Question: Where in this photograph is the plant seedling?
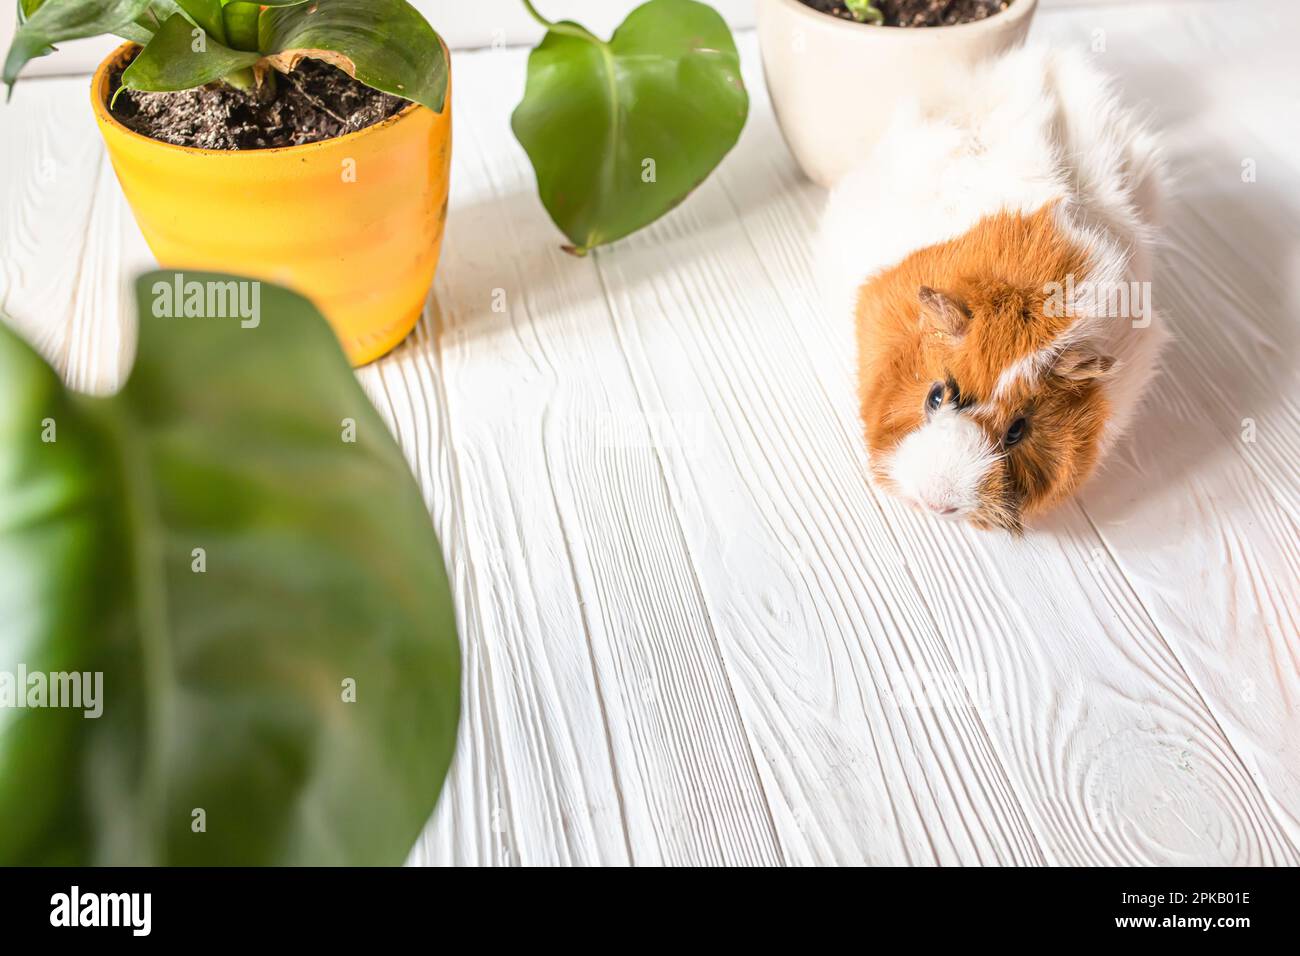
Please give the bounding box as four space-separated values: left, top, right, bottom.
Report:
844 0 885 23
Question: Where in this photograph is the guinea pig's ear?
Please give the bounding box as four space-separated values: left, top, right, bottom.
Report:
1053 345 1117 384
918 286 971 340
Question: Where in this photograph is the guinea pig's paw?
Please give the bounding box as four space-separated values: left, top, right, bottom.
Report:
967 501 1025 536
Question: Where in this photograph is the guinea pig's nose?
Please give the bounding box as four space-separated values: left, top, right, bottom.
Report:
922 496 959 516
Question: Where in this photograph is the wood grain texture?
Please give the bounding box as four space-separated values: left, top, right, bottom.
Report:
0 0 1294 866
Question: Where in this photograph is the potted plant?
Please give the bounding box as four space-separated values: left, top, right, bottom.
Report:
6 0 452 365
757 0 1038 187
5 0 749 364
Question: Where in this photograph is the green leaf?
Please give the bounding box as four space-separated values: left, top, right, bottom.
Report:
844 0 884 24
4 0 153 91
119 2 185 45
10 0 56 73
258 0 448 112
220 0 258 51
121 11 260 93
0 272 460 865
511 0 748 253
175 0 226 45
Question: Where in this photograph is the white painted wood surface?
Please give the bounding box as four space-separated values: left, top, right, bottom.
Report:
1 0 1296 866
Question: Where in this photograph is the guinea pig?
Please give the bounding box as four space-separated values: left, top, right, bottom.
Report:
817 46 1168 532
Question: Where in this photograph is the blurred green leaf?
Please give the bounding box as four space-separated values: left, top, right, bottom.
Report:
4 0 152 91
512 0 748 253
0 272 460 865
844 0 884 24
259 0 448 112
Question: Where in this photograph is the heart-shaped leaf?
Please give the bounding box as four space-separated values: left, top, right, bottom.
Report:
511 0 748 253
0 272 460 865
259 0 448 112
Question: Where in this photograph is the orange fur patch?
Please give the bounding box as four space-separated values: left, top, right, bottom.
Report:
856 204 1113 530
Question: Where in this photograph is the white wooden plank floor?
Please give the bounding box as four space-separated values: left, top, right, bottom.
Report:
1 0 1296 866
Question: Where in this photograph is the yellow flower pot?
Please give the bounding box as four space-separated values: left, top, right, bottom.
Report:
91 43 452 366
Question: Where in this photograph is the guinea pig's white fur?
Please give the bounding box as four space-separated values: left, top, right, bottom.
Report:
818 43 1168 461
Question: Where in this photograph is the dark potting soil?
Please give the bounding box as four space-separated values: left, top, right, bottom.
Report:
109 56 408 150
799 0 1011 28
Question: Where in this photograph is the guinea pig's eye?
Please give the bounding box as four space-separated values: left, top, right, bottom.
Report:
925 383 944 414
1004 417 1028 447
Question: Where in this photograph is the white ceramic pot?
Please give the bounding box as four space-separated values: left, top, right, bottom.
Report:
757 0 1039 187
